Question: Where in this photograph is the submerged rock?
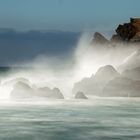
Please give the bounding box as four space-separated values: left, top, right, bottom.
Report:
75 91 88 99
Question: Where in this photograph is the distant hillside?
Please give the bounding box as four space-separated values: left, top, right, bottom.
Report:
0 29 80 65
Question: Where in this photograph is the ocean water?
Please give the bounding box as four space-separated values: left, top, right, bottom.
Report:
0 98 140 140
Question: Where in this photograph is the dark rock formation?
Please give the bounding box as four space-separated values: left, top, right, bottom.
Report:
112 18 140 42
116 23 136 41
92 18 140 44
75 91 88 99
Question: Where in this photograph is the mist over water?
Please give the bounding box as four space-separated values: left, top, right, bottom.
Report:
0 33 140 140
0 32 140 100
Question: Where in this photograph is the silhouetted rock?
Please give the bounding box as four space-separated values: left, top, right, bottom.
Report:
75 91 88 99
92 32 109 44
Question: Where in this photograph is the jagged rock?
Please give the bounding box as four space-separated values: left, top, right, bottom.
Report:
116 23 136 41
102 77 140 97
92 32 109 44
113 18 140 42
75 91 88 99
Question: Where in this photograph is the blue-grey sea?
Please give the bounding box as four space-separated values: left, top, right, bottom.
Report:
0 98 140 140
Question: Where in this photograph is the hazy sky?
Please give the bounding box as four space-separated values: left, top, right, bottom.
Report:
0 0 139 31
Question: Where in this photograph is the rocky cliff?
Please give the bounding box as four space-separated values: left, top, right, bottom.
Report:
92 18 140 44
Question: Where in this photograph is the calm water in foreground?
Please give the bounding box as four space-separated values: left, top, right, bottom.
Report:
0 98 140 140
